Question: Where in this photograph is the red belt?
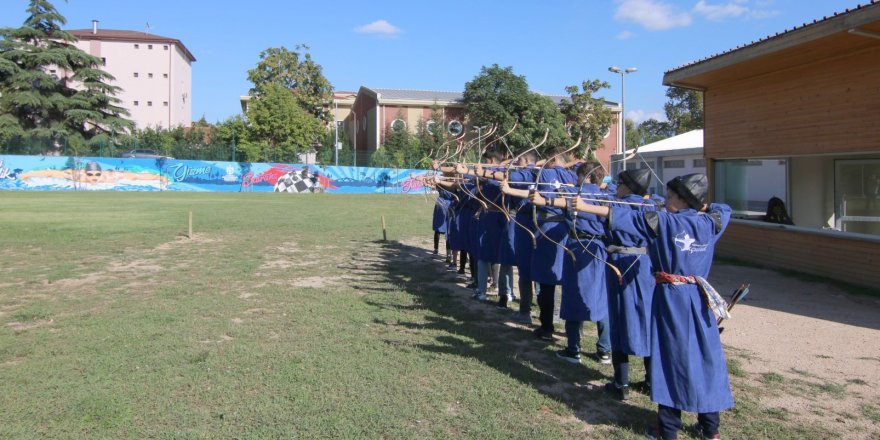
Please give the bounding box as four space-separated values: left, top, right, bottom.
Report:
654 272 696 285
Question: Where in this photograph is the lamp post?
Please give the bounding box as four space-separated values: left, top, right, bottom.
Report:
333 98 339 167
473 125 487 158
351 109 358 168
608 66 637 173
308 142 320 168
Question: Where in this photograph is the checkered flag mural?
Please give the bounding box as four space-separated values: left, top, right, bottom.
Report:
273 169 324 193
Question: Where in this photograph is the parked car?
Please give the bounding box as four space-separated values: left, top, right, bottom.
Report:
122 149 172 159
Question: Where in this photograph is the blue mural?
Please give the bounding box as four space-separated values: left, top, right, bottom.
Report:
0 155 432 194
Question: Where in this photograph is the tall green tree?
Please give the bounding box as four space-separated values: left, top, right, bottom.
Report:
247 45 333 124
627 118 674 147
0 0 132 151
560 79 614 158
664 86 703 134
247 82 324 162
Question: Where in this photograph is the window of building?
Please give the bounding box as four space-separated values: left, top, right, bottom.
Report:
49 69 56 74
133 72 139 78
390 119 406 132
694 158 706 168
148 73 153 79
714 159 788 218
426 120 437 135
148 44 153 50
101 57 106 66
163 45 169 50
147 101 153 107
834 159 880 235
163 73 168 78
447 120 464 136
134 44 139 49
664 160 685 168
163 101 168 107
134 101 139 106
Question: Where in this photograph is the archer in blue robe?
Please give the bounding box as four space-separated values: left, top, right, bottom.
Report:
607 203 734 414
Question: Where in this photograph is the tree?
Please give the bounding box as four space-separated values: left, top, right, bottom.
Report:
247 45 334 124
463 64 568 155
664 86 703 134
0 0 133 151
560 79 614 158
627 118 674 147
247 82 324 162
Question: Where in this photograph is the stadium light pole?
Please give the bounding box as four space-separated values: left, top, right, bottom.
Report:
608 66 637 173
351 109 358 168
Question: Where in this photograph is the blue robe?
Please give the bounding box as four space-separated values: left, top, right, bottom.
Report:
505 167 537 278
432 190 452 233
609 203 734 413
530 167 578 285
560 183 609 322
606 193 657 357
475 173 506 263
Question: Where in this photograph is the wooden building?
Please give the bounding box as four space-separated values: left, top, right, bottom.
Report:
663 2 880 287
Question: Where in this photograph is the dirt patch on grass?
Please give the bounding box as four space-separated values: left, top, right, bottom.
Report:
6 319 53 332
291 276 334 289
108 260 162 273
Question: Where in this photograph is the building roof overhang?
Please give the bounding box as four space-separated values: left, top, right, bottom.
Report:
67 29 197 62
663 2 880 89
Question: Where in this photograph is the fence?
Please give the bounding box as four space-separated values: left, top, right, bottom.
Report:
0 138 427 169
0 154 433 194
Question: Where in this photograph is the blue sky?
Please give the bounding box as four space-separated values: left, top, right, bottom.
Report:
0 0 870 124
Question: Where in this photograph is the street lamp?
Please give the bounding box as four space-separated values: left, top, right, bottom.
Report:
608 66 637 173
473 125 487 158
350 109 358 168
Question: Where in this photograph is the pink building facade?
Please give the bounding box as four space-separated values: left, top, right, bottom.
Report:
67 22 195 130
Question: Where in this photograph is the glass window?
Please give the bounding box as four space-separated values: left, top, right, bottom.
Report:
148 73 153 78
163 45 169 50
664 160 685 168
133 101 139 106
133 72 139 78
163 101 168 107
694 158 706 167
714 159 788 218
448 120 463 136
390 119 406 132
163 73 168 78
147 101 153 107
426 120 436 135
148 44 153 50
834 159 880 235
134 44 139 49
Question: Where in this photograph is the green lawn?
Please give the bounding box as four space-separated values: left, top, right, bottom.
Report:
0 192 839 439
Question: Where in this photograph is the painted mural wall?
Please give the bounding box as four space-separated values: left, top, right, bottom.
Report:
0 155 431 194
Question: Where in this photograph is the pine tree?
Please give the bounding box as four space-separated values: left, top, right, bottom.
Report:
0 0 133 152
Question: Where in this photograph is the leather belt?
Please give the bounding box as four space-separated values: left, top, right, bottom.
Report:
606 245 647 255
536 210 566 223
569 232 607 241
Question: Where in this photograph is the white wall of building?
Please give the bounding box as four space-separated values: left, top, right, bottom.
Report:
71 37 192 130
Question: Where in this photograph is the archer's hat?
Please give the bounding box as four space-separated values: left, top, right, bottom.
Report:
667 173 708 210
618 169 651 196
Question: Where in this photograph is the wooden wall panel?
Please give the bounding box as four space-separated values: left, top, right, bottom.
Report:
717 222 880 288
705 46 880 158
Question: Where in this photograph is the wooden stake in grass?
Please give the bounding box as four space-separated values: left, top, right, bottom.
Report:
381 215 387 241
188 211 193 239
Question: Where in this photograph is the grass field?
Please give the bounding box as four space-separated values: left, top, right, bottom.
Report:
0 192 843 439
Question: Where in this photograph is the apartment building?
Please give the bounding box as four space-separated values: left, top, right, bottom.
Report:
67 21 195 129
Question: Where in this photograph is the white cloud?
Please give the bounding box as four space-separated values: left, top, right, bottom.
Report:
627 109 667 123
693 0 778 21
354 20 402 37
614 0 692 31
616 30 635 40
693 0 747 21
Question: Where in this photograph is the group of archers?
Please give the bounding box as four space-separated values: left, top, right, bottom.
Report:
414 142 736 440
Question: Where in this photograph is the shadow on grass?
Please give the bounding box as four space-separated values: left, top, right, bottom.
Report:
340 239 657 435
